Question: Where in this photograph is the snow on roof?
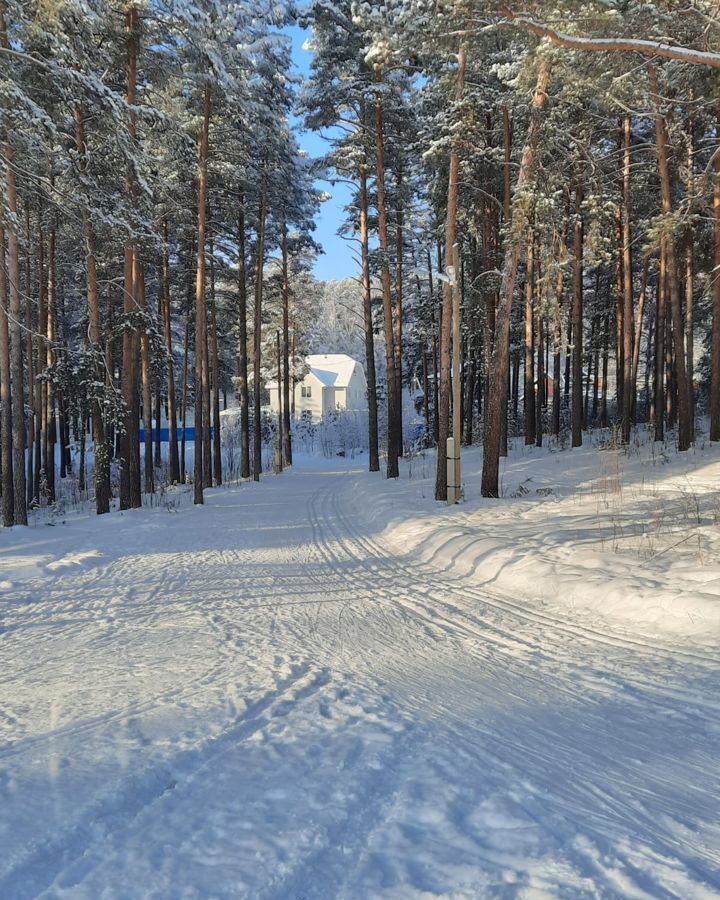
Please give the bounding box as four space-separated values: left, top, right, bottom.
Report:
305 354 359 388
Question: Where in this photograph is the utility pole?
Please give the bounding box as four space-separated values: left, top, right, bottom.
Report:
447 243 462 503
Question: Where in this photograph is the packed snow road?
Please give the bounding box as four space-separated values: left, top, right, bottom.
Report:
1 458 719 899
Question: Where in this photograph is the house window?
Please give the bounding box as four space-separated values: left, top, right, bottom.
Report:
301 385 312 399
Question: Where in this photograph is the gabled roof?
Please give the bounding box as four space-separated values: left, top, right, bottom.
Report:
305 354 359 389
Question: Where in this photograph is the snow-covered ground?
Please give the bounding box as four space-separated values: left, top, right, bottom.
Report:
2 435 720 898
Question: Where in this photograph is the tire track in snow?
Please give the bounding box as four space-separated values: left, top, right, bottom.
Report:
1 664 331 899
326 479 720 716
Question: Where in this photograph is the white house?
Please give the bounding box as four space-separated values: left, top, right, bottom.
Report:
268 354 367 421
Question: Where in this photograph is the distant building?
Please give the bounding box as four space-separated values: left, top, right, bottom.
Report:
268 354 367 421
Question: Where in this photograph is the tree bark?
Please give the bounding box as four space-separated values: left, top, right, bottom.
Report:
0 0 25 523
631 257 649 417
34 222 44 501
654 242 666 441
162 219 180 483
45 204 57 503
0 227 13 525
359 161 379 471
281 217 292 466
194 82 211 503
253 168 268 481
524 226 536 444
75 103 110 514
536 274 544 447
236 189 250 478
137 263 153 494
500 10 720 69
374 67 400 480
552 197 569 436
181 310 189 483
482 59 551 498
649 64 692 450
24 203 34 506
434 45 465 499
570 166 584 448
120 4 140 509
621 115 634 444
395 164 404 456
6 152 26 524
209 239 222 484
711 104 720 440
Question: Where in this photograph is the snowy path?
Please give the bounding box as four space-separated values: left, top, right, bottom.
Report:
1 460 719 899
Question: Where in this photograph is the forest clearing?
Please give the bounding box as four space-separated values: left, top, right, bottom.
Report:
2 0 720 896
2 440 720 897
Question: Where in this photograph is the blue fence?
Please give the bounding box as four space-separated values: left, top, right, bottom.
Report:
138 427 214 442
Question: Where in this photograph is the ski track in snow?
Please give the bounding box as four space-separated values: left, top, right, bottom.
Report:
1 459 719 899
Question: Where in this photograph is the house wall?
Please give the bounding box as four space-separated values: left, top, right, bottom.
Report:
269 360 368 421
295 372 326 421
345 366 367 411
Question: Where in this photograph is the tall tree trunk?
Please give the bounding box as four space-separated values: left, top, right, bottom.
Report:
654 243 667 441
34 222 44 500
237 189 250 478
434 44 465 499
711 104 720 440
194 83 211 503
253 168 268 481
24 203 34 506
46 205 57 503
374 67 400 480
592 320 600 423
631 257 649 418
360 161 379 471
584 314 596 427
281 217 292 466
137 264 153 494
202 250 212 490
536 281 544 447
209 239 222 484
524 226 536 444
0 2 25 523
482 206 496 438
75 103 110 514
646 294 655 423
649 64 692 450
571 166 584 448
120 4 140 509
181 311 189 483
482 59 551 498
6 158 26 524
621 115 635 444
0 227 13 525
601 309 609 427
666 286 675 428
105 283 115 456
685 105 695 432
275 329 283 472
428 248 440 445
162 219 180 483
422 341 430 438
614 208 624 421
552 201 569 436
395 164 404 455
502 106 512 223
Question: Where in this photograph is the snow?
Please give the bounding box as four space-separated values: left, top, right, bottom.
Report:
1 435 720 898
305 353 360 387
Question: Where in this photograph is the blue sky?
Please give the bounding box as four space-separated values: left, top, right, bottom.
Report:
286 24 356 282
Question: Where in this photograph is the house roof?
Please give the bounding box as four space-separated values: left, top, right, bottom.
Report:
305 354 359 389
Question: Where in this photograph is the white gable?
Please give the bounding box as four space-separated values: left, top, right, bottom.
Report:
305 354 359 388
